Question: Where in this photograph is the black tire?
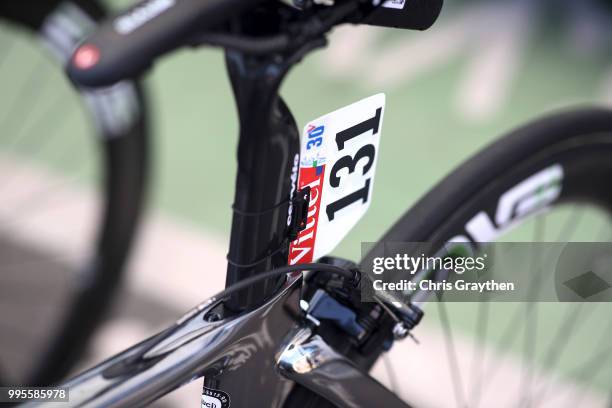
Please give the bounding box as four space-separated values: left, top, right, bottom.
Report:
364 107 612 250
0 0 149 386
358 107 612 406
287 108 612 407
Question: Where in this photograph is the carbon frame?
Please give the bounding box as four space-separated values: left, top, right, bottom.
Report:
32 272 408 408
26 22 408 406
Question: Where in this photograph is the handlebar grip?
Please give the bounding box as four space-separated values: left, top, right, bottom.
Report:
67 0 261 87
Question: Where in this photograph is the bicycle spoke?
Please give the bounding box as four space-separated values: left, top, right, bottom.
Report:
382 353 399 393
0 61 49 144
0 147 91 234
437 300 467 408
9 93 70 153
521 206 594 405
556 322 612 407
516 216 546 408
0 98 74 197
0 171 90 230
529 302 594 406
557 206 585 242
467 277 492 407
476 218 548 408
476 207 588 406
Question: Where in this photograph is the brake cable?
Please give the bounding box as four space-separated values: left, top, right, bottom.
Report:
212 262 357 303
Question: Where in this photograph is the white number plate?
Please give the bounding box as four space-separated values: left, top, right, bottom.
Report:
289 94 386 265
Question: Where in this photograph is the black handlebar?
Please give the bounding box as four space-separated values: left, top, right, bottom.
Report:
67 0 443 88
67 0 264 87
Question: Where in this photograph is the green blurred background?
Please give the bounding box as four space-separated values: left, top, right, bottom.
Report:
1 0 612 403
6 0 612 255
114 0 612 256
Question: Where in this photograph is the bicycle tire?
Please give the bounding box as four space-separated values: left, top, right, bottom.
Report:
288 107 612 407
365 107 612 249
0 0 150 386
360 107 612 407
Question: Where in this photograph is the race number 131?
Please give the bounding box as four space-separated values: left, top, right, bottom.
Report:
326 106 382 221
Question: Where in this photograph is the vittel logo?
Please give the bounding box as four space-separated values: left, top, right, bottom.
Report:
288 168 324 265
114 0 175 35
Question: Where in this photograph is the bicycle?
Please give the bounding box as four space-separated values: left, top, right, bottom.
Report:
0 0 150 388
24 0 612 406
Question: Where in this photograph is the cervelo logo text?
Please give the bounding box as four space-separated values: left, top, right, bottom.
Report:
288 166 325 265
287 154 300 226
114 0 175 35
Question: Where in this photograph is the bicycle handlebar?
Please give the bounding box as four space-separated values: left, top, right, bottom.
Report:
67 0 443 88
67 0 264 87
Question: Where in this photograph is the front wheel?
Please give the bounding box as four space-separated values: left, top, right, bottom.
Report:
364 108 612 407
